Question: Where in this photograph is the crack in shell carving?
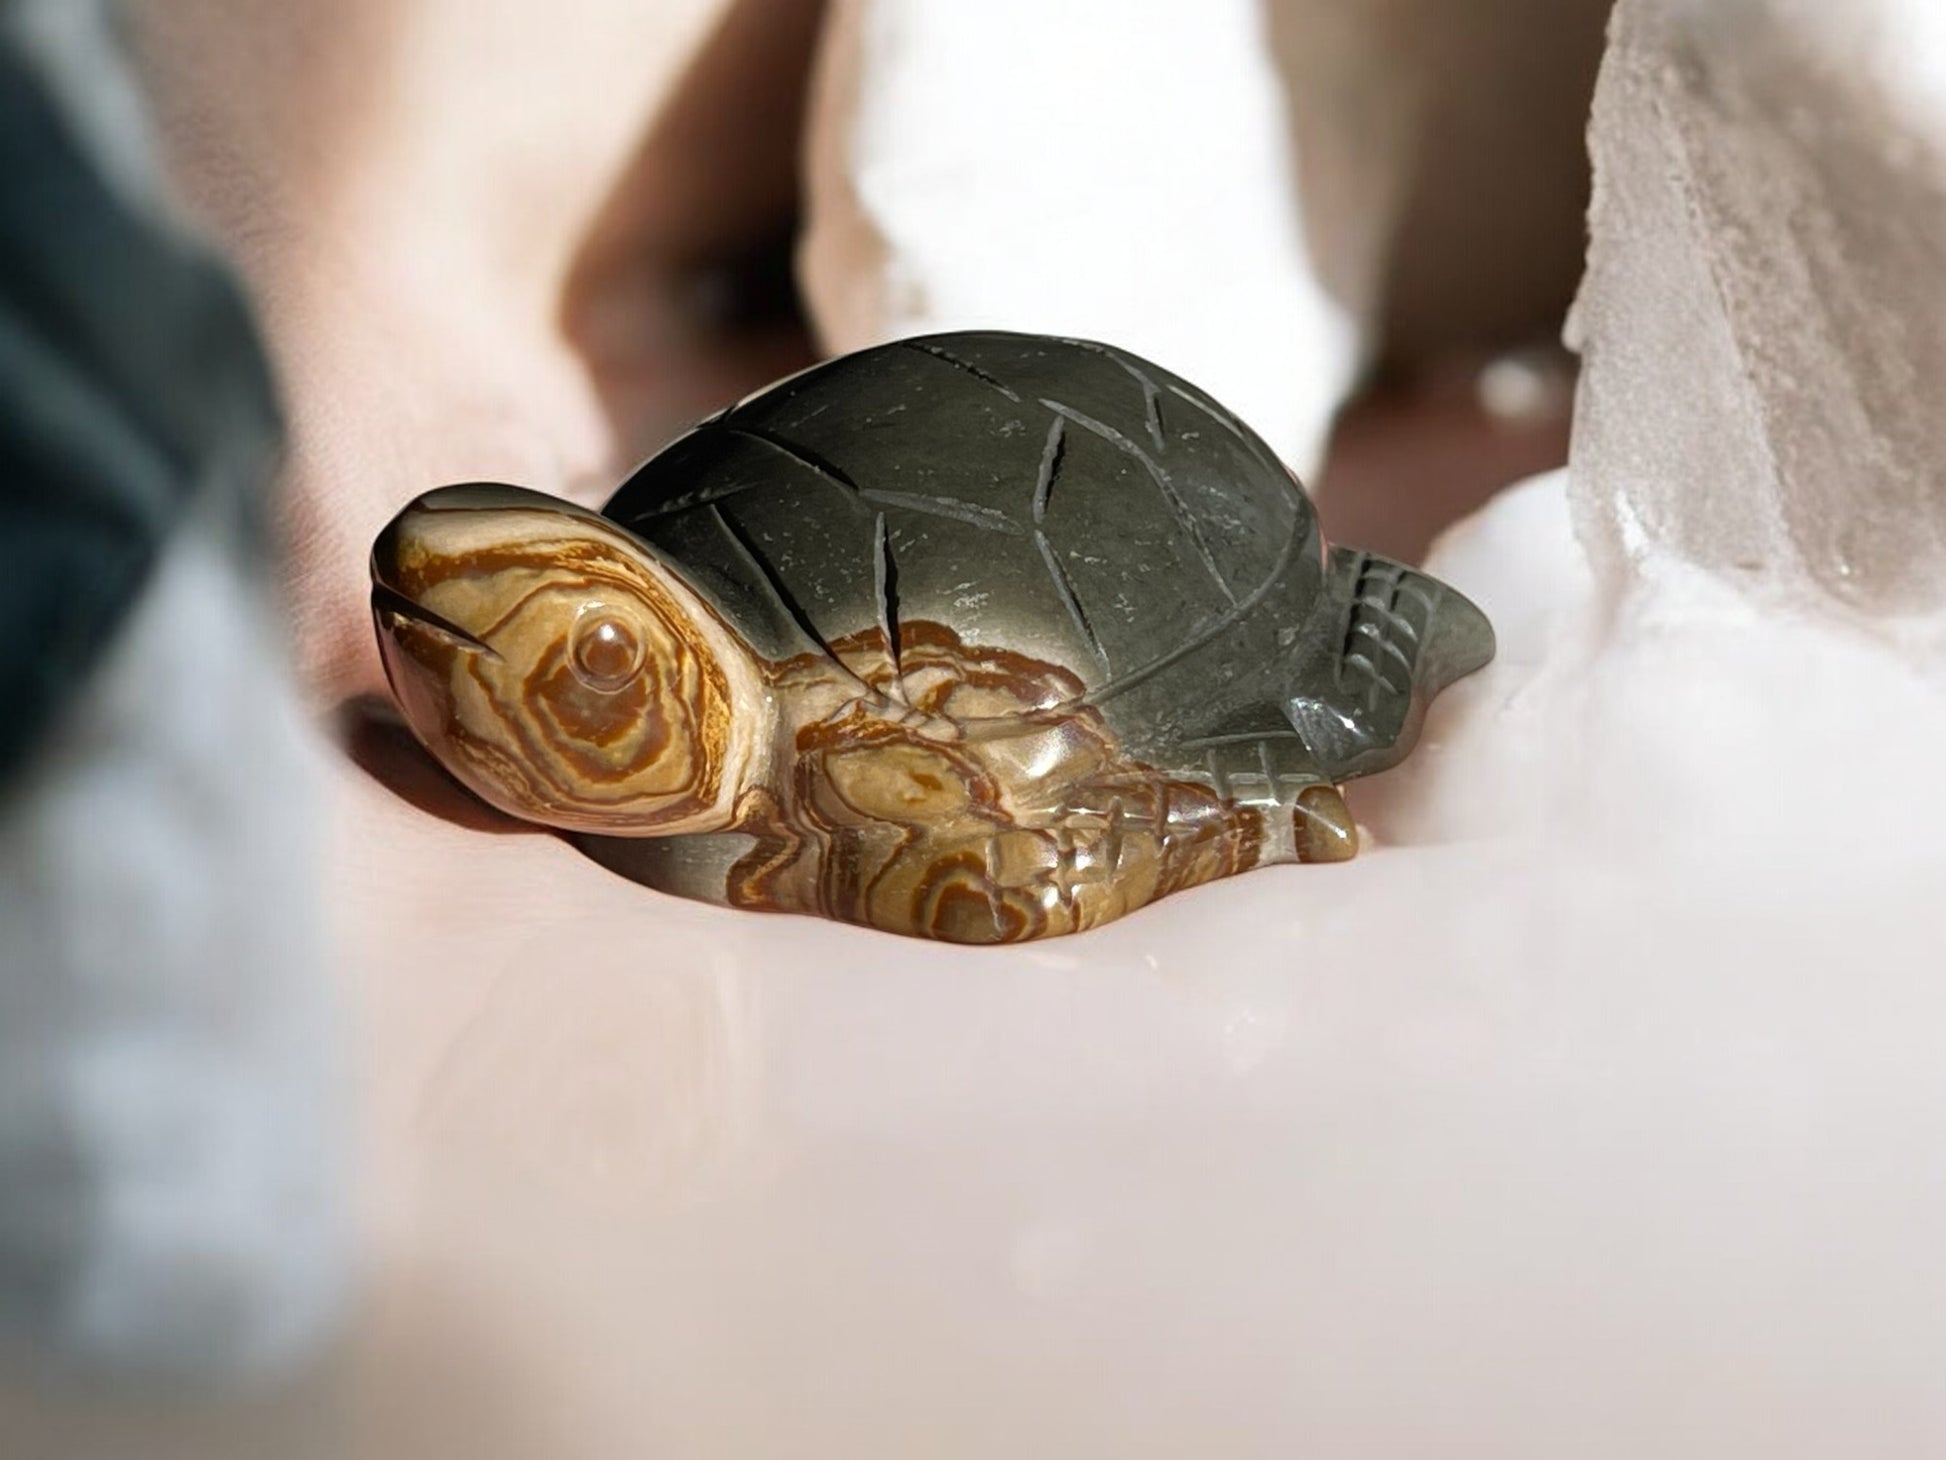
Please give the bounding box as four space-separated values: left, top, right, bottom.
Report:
371 332 1495 943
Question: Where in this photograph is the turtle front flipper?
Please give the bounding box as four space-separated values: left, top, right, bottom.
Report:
1174 711 1359 865
1286 546 1495 783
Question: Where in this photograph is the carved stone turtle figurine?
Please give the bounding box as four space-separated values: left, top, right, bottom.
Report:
370 331 1493 944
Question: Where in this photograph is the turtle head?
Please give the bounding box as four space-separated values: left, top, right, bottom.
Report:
370 483 765 835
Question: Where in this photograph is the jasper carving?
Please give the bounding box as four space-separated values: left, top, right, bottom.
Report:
371 332 1493 942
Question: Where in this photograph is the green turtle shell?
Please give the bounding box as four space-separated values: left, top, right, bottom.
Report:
602 331 1355 764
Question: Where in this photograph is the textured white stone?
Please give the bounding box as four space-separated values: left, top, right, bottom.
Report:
801 0 1358 477
1568 0 1946 620
1385 0 1946 872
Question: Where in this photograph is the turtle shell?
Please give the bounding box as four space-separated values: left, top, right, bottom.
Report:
603 331 1324 736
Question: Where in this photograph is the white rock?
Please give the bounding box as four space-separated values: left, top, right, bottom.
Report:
801 0 1359 477
1568 0 1946 621
1382 0 1946 857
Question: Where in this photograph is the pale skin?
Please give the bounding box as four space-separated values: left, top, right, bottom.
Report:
85 0 1570 1442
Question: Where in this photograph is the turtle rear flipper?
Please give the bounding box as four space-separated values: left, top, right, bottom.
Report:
1287 546 1494 783
1171 710 1360 865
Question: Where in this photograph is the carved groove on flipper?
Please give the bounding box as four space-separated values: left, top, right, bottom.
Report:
1292 546 1494 782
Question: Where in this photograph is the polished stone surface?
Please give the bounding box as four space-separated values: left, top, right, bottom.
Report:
372 334 1492 941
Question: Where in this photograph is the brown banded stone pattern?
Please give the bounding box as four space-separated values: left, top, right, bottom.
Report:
384 537 736 831
724 623 1267 944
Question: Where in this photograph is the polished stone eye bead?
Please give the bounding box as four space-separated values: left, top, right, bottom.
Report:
571 612 645 693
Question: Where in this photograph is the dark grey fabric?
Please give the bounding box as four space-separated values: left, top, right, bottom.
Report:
0 36 280 784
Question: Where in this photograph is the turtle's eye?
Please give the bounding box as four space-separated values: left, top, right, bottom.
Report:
569 609 646 693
